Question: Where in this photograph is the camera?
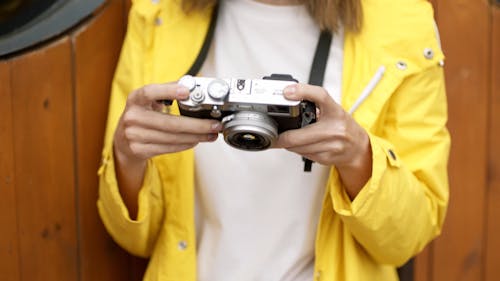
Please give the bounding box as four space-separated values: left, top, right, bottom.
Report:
176 74 316 151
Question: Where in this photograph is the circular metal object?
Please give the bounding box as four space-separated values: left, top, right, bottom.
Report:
423 48 434 59
210 105 222 118
0 0 105 57
178 240 188 250
221 111 278 151
178 75 196 91
396 61 408 70
207 79 230 100
190 91 205 104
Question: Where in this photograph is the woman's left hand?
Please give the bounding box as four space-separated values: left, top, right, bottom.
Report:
275 83 372 198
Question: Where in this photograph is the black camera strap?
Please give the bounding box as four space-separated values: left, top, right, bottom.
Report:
186 5 333 172
302 31 333 172
308 31 332 87
186 4 219 76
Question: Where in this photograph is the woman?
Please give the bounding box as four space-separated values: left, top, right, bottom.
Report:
98 0 450 280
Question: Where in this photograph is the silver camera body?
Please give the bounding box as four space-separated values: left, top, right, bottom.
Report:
177 74 316 151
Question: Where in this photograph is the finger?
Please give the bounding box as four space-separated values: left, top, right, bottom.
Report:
129 142 197 158
276 121 346 149
283 83 342 117
151 100 167 112
294 150 331 164
285 139 345 156
129 83 190 106
124 126 218 145
122 109 222 134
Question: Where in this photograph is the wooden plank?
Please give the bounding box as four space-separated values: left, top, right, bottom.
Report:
0 62 21 281
432 0 490 280
414 247 431 281
130 256 149 281
429 0 438 12
10 37 78 281
125 0 132 17
71 0 132 280
485 4 500 281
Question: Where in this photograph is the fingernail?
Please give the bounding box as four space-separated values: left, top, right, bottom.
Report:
176 86 189 98
208 133 218 141
211 122 222 131
283 85 297 97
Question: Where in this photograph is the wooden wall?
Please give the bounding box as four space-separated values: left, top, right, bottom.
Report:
0 0 498 281
415 1 500 281
0 1 147 280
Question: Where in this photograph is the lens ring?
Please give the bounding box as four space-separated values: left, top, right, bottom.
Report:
222 111 278 151
229 131 269 150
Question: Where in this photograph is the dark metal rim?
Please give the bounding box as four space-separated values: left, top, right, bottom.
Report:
0 0 105 57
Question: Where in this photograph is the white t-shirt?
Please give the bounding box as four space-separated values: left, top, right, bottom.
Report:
194 1 344 280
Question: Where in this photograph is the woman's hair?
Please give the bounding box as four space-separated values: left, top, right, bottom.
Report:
181 0 362 33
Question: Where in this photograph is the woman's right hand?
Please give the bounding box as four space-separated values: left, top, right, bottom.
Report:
112 83 221 218
114 83 222 165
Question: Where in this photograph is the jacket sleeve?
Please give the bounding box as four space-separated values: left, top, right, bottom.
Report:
330 64 450 266
96 1 165 258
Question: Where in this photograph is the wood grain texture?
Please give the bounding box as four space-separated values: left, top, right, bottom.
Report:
10 37 78 281
0 62 20 281
71 0 131 280
414 246 431 281
433 0 490 280
485 5 500 281
125 0 132 19
429 0 438 12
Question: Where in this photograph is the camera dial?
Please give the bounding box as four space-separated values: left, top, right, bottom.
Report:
207 79 230 100
178 75 197 91
191 91 205 104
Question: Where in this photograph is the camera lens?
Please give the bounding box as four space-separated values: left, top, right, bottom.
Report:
231 132 268 150
222 111 278 151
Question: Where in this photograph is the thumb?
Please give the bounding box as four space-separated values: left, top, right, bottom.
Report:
283 83 342 117
129 83 190 107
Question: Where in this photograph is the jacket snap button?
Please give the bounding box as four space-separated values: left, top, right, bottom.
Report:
151 0 159 3
155 18 163 26
396 61 407 70
178 240 188 250
315 270 322 280
388 149 397 160
423 48 434 59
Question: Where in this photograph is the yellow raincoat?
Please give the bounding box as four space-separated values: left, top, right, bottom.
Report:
98 0 450 280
